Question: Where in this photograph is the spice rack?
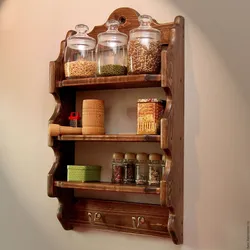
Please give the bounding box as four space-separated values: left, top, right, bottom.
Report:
48 7 184 245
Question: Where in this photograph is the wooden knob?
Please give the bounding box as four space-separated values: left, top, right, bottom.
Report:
48 124 82 136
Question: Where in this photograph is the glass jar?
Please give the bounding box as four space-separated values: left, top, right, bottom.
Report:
96 20 128 76
128 15 161 74
123 153 136 184
148 153 162 186
64 24 96 78
135 153 149 185
111 152 124 184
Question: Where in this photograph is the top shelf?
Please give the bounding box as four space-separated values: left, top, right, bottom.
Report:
57 74 161 90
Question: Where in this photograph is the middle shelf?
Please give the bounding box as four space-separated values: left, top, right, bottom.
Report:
57 134 161 142
54 181 160 194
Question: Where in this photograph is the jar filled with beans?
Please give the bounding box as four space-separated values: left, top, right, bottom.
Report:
135 153 149 185
123 153 136 184
128 15 161 74
111 152 124 184
64 24 96 78
96 20 128 77
148 153 162 186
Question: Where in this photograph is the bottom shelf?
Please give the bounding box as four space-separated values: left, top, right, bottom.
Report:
59 198 170 238
54 181 160 194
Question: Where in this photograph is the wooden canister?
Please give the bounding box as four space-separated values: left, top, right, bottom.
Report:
82 99 105 135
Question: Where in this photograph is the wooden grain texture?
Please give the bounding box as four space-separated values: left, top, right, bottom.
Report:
88 7 173 45
54 181 160 194
58 134 160 142
69 199 170 237
160 16 184 244
59 74 161 90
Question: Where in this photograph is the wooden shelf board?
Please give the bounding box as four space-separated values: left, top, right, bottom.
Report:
58 74 161 90
54 181 160 194
57 134 160 142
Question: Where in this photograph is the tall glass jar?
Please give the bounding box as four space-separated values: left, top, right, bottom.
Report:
64 24 96 78
148 153 162 186
111 152 124 184
135 153 149 185
96 20 128 76
123 153 136 184
128 15 161 74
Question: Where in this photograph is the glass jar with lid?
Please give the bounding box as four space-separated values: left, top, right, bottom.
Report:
128 15 161 74
96 19 128 76
123 153 136 184
64 24 96 78
111 152 124 183
135 153 149 185
148 153 162 186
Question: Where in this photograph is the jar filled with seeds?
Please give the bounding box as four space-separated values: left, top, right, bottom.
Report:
135 153 149 185
96 20 128 76
64 24 96 78
123 153 136 184
148 153 162 186
128 15 161 74
111 152 124 184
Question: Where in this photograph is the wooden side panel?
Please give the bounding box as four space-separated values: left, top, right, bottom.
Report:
48 32 77 230
161 16 184 244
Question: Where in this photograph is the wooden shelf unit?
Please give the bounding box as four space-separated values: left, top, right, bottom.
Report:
48 7 184 245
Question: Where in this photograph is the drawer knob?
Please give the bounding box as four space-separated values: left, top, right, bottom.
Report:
88 212 92 223
94 212 102 222
137 216 145 227
132 216 136 228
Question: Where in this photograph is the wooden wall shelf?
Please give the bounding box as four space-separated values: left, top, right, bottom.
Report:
58 74 161 90
54 181 160 194
48 7 184 245
57 134 160 142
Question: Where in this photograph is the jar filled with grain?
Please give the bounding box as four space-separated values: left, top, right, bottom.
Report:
96 20 128 76
123 153 136 184
135 153 149 185
148 153 162 186
128 15 161 74
112 152 124 184
64 24 96 78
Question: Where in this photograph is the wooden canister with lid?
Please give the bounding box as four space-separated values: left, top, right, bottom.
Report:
82 99 105 135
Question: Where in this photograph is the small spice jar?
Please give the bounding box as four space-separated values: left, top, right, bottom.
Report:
148 153 162 186
135 153 149 185
96 19 128 76
111 152 124 184
128 15 161 74
64 24 96 78
123 153 136 184
68 112 81 127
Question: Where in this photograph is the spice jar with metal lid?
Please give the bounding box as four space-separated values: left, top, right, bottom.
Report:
135 153 149 185
111 152 124 184
123 153 136 184
96 19 128 76
128 15 161 74
64 24 96 78
148 153 162 186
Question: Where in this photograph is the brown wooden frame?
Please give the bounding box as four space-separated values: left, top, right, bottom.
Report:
48 7 184 244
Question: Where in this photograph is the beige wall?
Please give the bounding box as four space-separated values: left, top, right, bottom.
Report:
0 0 250 250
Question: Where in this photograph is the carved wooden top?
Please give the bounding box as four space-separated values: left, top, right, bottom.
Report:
66 7 176 45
